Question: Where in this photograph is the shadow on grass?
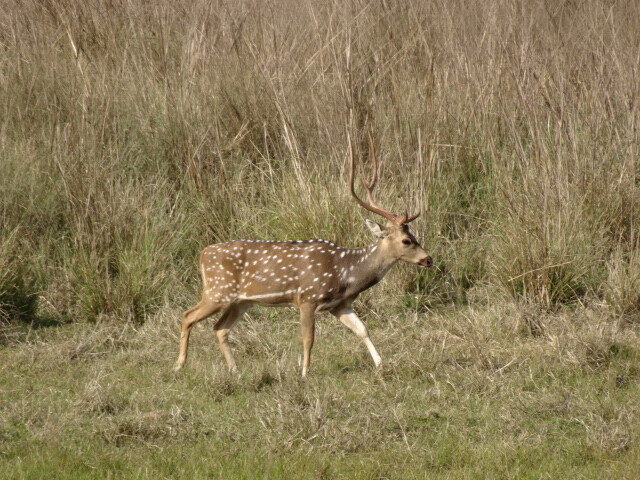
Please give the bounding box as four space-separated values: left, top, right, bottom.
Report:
0 313 72 345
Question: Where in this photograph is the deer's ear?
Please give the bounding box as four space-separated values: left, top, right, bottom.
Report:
365 219 387 238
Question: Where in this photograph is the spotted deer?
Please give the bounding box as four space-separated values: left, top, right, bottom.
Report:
174 136 432 376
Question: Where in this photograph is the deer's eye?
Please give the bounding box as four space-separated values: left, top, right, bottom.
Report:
402 238 412 246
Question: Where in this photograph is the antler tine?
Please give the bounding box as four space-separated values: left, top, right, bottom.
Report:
402 211 421 224
364 130 381 209
363 130 378 191
347 129 400 224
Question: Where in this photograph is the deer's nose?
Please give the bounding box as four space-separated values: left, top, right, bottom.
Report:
419 256 433 268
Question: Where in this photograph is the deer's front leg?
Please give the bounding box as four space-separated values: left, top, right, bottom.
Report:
331 305 382 368
299 303 316 377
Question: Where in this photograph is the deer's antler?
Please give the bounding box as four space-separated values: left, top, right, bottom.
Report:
347 130 420 225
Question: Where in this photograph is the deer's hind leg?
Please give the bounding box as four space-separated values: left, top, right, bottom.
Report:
300 303 317 377
214 302 250 372
175 298 225 371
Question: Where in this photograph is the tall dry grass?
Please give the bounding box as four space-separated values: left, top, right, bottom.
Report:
1 0 639 323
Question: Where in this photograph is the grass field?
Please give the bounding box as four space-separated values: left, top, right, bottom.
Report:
1 0 640 478
2 304 639 478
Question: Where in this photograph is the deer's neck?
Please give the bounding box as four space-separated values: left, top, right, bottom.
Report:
341 241 396 296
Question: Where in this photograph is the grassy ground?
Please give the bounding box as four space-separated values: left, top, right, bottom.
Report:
2 0 640 477
2 302 639 479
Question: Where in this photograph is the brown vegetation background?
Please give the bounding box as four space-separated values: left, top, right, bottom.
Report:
2 0 639 322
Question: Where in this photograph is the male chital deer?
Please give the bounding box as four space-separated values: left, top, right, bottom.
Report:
174 137 432 376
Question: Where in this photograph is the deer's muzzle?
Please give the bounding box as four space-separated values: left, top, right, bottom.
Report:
418 256 433 268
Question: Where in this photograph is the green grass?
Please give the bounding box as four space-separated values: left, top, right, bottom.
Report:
1 304 639 479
